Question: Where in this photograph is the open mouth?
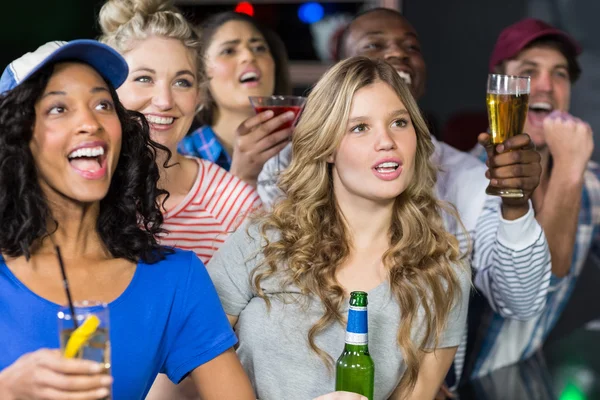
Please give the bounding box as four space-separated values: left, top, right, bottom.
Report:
397 71 412 86
528 102 553 118
68 146 106 174
374 161 400 173
239 71 260 84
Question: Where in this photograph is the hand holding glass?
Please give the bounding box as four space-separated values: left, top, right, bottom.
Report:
486 74 530 198
58 301 111 399
249 95 307 174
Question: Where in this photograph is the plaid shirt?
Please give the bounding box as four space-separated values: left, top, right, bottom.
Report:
178 125 232 171
463 144 600 380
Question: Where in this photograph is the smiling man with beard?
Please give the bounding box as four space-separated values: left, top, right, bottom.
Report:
257 7 553 393
465 18 600 381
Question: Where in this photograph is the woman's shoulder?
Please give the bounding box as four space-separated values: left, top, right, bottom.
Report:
451 259 472 294
193 158 258 196
141 248 205 277
176 156 256 197
223 219 278 250
133 248 220 299
188 159 262 220
208 219 280 269
157 247 199 263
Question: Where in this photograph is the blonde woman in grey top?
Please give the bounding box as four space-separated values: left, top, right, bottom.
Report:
207 57 471 400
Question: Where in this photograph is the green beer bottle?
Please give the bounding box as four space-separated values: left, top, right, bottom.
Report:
335 291 375 399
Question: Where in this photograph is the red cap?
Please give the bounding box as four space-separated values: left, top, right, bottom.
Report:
489 18 582 72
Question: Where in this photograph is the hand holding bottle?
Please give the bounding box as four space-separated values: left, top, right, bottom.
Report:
313 391 368 400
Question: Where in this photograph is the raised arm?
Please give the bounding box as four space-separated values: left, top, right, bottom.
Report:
230 111 294 188
472 132 551 319
472 198 551 319
534 113 594 278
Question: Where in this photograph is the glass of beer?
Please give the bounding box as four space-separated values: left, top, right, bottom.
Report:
486 74 530 198
58 301 111 399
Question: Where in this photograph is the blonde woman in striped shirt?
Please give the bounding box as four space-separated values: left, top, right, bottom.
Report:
99 0 261 264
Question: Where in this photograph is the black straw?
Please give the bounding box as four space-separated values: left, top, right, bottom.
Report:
56 246 78 329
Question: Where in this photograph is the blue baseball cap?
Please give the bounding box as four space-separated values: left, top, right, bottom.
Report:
0 39 129 94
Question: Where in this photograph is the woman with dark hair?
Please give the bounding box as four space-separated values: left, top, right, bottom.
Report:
0 40 254 400
178 11 294 188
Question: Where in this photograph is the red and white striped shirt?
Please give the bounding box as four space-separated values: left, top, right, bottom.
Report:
160 158 262 264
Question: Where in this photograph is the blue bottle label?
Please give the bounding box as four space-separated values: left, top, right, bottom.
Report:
345 305 368 345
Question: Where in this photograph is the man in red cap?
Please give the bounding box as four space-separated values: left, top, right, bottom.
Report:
465 18 600 381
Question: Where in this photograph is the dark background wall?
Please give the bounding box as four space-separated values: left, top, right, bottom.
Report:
0 1 105 72
404 0 527 148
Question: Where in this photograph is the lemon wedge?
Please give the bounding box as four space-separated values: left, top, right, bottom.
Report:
63 315 101 358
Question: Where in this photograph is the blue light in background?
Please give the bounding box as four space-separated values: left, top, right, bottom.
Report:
298 2 324 24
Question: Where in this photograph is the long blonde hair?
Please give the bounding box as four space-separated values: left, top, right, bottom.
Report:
98 0 202 81
252 56 466 394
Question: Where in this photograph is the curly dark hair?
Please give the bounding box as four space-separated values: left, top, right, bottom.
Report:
0 61 173 263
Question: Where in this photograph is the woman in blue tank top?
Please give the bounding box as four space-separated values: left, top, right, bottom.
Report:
0 39 254 400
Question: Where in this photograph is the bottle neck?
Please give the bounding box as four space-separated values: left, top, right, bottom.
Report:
344 304 369 349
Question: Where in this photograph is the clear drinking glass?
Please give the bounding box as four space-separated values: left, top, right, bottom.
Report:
58 301 111 399
249 95 307 175
486 74 530 198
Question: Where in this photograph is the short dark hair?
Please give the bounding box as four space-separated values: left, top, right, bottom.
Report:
0 61 173 263
335 7 405 61
196 11 292 126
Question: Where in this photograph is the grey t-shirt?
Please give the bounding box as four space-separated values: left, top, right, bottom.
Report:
207 222 471 400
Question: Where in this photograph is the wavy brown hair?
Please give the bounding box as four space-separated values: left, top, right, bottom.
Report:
251 56 467 395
